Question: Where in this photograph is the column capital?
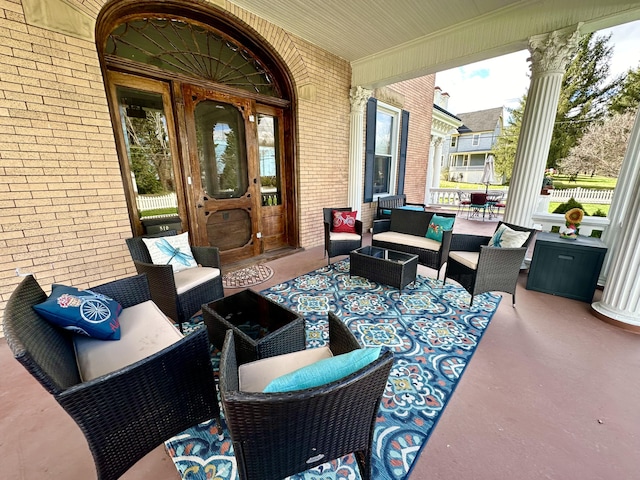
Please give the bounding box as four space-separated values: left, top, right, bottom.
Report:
349 86 372 113
528 25 581 76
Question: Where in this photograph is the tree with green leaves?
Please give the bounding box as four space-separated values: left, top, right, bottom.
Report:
493 96 524 182
548 32 621 169
609 65 640 114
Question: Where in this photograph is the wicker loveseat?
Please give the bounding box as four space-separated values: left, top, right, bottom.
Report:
372 209 456 279
376 194 425 219
3 274 221 480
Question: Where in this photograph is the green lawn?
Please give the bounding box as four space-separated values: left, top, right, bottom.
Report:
548 202 610 216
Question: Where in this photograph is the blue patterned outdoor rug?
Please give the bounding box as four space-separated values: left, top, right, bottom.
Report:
165 259 501 479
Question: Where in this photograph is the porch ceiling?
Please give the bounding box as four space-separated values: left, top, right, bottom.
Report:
227 0 640 88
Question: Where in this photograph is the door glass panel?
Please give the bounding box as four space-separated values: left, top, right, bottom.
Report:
116 86 178 222
257 114 281 206
195 101 248 199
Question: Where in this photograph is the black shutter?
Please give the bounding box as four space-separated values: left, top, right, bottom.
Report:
397 109 409 195
363 97 377 203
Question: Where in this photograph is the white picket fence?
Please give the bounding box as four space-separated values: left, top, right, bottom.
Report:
549 187 613 204
136 193 177 211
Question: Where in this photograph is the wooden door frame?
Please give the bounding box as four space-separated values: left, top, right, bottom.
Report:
182 84 261 262
106 71 187 237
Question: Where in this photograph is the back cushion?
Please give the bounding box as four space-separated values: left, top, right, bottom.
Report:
389 209 432 236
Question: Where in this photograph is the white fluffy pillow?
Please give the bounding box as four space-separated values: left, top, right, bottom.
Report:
489 224 529 248
142 232 198 272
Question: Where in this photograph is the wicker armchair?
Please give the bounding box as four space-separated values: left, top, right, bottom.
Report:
323 207 363 266
219 312 393 480
3 274 221 480
445 221 536 306
125 230 224 331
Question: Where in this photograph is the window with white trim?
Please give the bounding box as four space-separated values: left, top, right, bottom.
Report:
450 136 457 148
472 134 480 146
373 102 400 196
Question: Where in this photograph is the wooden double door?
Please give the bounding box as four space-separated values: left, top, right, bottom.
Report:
110 72 293 264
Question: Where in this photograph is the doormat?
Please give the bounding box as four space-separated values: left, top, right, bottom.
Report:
222 264 274 289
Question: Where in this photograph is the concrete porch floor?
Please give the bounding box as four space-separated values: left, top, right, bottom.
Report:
2 215 640 479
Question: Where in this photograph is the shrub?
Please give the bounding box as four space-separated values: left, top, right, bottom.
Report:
592 209 607 217
552 198 588 215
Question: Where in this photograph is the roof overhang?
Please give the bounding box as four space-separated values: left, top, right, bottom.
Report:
226 0 640 87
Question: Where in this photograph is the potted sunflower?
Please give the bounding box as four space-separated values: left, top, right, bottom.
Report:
559 207 584 239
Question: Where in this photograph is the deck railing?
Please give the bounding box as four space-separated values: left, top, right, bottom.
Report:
427 187 611 238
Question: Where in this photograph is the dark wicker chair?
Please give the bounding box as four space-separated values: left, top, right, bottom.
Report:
445 221 536 306
323 207 363 266
219 312 394 480
3 274 221 480
125 230 224 331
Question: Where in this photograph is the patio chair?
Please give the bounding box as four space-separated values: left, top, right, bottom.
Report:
467 192 489 220
445 221 536 306
125 230 224 331
456 190 472 216
323 207 363 266
3 274 221 480
219 312 394 480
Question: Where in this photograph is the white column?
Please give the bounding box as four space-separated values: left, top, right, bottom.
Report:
597 107 640 284
432 137 443 188
347 86 372 218
504 27 580 227
591 108 640 330
424 138 436 205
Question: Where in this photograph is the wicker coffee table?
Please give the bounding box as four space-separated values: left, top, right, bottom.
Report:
350 245 418 291
202 289 305 365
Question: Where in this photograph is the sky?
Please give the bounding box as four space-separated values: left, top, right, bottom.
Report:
435 19 640 117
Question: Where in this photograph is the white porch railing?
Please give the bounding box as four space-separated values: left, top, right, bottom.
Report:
427 187 611 238
531 212 610 237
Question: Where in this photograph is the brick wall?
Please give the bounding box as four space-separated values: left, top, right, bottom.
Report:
0 0 136 325
0 0 433 325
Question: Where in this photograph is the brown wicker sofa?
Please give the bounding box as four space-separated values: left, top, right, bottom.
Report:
372 208 456 279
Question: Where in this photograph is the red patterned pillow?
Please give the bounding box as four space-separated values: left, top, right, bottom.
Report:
332 210 358 233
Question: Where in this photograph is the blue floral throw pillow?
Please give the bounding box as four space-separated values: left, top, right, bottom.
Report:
426 214 455 242
33 285 122 340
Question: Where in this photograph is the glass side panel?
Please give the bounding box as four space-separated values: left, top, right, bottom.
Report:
195 100 248 199
257 113 281 206
373 156 391 194
116 86 178 220
107 18 279 97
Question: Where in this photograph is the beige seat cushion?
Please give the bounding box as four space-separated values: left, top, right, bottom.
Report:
329 231 361 241
373 231 441 252
174 266 220 295
449 251 480 270
74 300 182 382
239 346 333 392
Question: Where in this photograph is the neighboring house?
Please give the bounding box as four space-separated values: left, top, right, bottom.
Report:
428 87 462 193
447 107 503 183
